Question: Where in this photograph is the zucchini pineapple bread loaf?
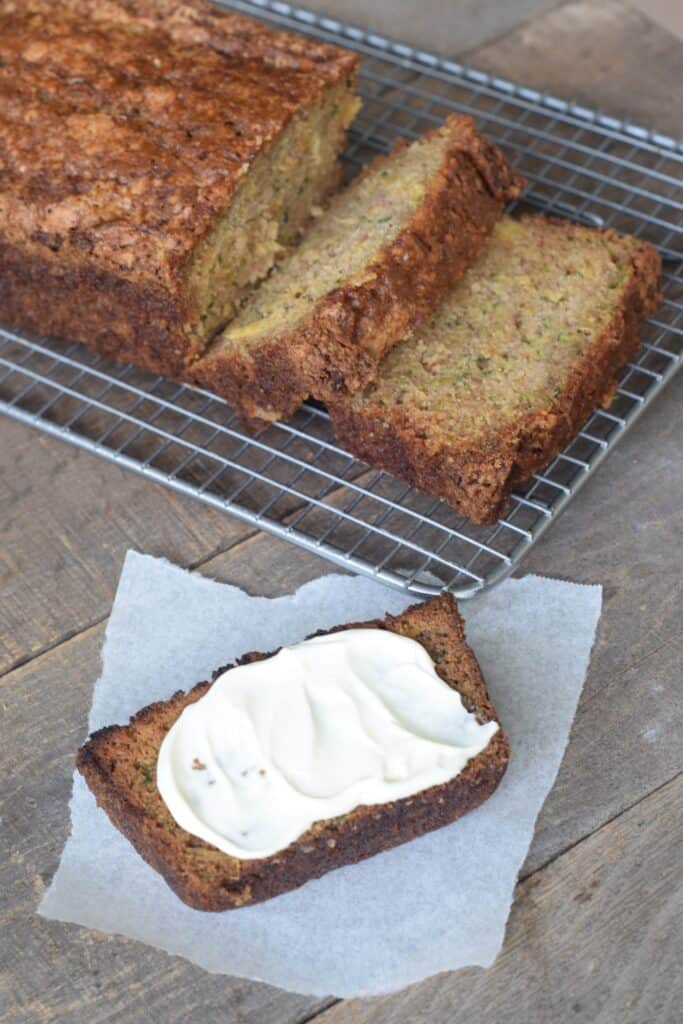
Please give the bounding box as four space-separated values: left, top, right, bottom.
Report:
77 594 509 910
191 115 524 426
329 216 661 524
0 0 359 376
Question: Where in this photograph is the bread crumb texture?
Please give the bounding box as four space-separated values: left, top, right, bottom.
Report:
329 215 661 523
192 114 524 423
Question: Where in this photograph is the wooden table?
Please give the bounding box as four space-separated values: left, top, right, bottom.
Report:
2 2 681 1021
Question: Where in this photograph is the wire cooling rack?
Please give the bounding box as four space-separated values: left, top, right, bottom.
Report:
1 1 681 597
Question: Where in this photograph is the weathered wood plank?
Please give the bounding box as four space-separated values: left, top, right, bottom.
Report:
0 626 328 1024
0 418 256 676
470 0 683 136
313 774 683 1024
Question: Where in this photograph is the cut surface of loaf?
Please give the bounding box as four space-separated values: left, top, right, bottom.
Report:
329 215 662 524
77 594 510 911
0 0 359 376
191 115 524 426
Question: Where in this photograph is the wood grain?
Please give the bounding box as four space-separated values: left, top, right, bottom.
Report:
313 774 683 1024
0 418 256 677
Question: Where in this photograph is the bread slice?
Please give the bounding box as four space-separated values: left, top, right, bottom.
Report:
190 116 524 426
77 594 509 911
0 0 359 377
329 215 662 524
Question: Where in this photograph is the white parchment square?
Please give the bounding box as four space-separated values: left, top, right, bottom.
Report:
39 551 602 997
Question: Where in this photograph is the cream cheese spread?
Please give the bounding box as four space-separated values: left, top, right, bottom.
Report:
157 628 499 859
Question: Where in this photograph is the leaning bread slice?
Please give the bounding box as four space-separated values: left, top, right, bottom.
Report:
190 115 524 425
329 215 662 524
77 593 509 911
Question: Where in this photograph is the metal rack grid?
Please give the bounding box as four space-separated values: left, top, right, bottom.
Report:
1 1 681 598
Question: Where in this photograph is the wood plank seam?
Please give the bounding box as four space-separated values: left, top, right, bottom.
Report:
519 768 682 882
1 454 379 682
1 445 374 680
296 1000 341 1023
460 0 571 59
0 525 264 682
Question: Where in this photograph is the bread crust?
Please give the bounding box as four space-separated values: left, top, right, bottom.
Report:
77 594 510 911
0 240 192 375
0 0 359 376
329 221 662 524
190 115 525 426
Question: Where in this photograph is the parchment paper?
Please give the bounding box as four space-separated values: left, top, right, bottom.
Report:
39 551 602 997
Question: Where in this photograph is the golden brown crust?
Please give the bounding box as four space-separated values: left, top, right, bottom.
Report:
77 594 510 911
190 115 525 426
0 0 359 376
42 0 361 73
329 222 662 525
0 239 193 375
